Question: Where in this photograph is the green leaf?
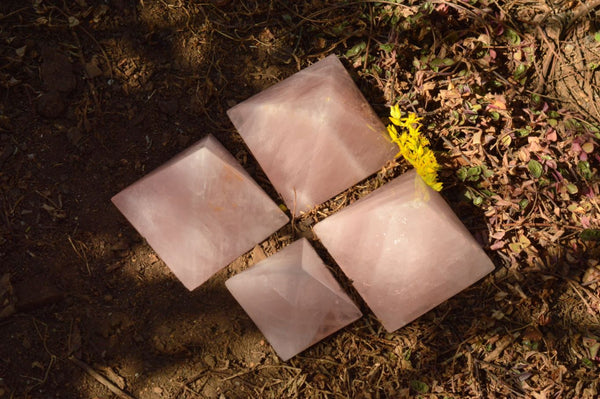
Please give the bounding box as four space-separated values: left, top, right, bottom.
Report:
457 167 468 181
565 118 583 131
467 166 482 181
514 63 527 78
345 41 366 58
548 110 560 118
410 380 430 394
587 123 600 133
566 183 579 194
517 127 531 137
482 166 494 178
519 198 529 209
473 196 483 206
509 242 522 253
582 142 594 153
582 358 595 369
528 160 543 178
379 43 394 52
595 31 600 43
430 57 455 67
580 229 600 241
578 161 593 179
501 135 512 147
505 29 521 45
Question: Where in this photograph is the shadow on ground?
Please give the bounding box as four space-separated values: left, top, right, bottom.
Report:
1 1 599 398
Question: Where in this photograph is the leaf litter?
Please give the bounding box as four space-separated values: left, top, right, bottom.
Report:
0 0 599 398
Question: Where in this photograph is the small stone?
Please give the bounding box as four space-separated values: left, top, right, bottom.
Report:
203 354 216 368
112 135 288 290
226 238 362 361
66 127 83 145
37 91 65 119
152 387 163 394
313 170 495 332
84 60 103 79
40 48 76 93
158 98 178 116
0 304 15 319
227 54 396 216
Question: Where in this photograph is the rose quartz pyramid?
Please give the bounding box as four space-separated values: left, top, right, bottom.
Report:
112 135 289 291
313 170 495 332
227 54 396 216
225 238 362 361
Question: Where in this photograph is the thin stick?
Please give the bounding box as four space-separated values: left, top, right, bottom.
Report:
69 356 137 399
0 7 29 21
67 236 91 275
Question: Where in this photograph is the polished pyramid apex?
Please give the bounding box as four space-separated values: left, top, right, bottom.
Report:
225 238 362 361
112 135 289 291
313 170 495 332
227 54 396 216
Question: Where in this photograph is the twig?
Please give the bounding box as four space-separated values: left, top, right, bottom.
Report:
0 7 30 21
69 356 137 399
67 235 91 275
174 369 208 398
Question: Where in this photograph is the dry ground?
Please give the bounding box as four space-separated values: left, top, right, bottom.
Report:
1 0 599 398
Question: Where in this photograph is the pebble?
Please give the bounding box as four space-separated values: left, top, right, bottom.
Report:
37 91 65 119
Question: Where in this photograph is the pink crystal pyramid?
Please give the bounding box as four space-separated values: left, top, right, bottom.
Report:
112 135 289 291
313 170 495 332
227 54 396 216
225 238 362 361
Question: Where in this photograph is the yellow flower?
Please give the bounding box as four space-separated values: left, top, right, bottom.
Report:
389 104 402 126
399 113 423 129
387 106 442 191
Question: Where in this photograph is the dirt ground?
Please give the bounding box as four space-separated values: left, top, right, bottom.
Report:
1 1 600 398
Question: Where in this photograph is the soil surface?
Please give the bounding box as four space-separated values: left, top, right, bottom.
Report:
1 1 600 398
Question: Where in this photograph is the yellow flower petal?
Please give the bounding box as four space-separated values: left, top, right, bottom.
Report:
387 124 400 143
390 104 402 121
389 117 402 126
